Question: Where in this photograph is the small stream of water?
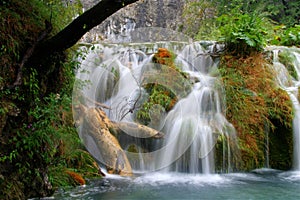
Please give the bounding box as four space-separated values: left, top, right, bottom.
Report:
270 46 300 170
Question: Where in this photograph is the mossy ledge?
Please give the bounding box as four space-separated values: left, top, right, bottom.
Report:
219 52 293 170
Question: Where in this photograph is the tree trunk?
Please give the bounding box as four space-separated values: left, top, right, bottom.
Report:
79 107 163 176
33 0 139 59
82 108 133 176
113 122 164 139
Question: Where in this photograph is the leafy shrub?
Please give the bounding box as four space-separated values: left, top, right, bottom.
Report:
280 25 300 47
213 0 300 27
217 11 269 55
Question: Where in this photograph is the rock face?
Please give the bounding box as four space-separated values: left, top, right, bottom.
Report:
81 0 187 42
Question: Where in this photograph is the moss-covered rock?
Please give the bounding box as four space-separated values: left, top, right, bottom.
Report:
269 119 293 170
219 53 293 171
136 48 190 125
278 49 298 80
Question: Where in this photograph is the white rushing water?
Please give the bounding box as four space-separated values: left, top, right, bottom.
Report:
74 41 239 174
270 46 300 171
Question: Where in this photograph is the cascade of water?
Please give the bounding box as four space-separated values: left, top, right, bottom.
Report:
271 47 300 171
156 42 237 174
74 41 238 174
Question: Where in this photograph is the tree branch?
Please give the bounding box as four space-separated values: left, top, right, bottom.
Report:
34 0 139 57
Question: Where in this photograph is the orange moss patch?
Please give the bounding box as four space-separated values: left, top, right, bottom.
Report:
66 171 86 185
156 48 172 58
153 48 173 66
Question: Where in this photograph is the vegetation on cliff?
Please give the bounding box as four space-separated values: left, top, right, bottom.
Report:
219 53 293 170
0 1 102 199
0 0 139 199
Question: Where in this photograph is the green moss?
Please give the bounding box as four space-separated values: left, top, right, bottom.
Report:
215 133 241 173
269 119 293 170
278 50 298 79
127 144 139 153
135 48 191 125
136 84 177 125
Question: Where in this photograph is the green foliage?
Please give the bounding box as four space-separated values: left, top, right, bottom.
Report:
189 1 274 54
217 11 269 55
0 93 68 197
269 24 300 47
266 0 300 27
191 0 300 51
280 25 300 47
0 0 82 85
0 1 98 198
49 148 101 189
213 0 300 27
1 90 101 198
2 93 60 166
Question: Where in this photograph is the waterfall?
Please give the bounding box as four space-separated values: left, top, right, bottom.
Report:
270 47 300 171
73 41 239 174
156 42 237 174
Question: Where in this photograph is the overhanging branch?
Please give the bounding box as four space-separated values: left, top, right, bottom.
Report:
34 0 139 57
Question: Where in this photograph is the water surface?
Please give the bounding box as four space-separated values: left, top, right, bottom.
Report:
52 169 300 200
